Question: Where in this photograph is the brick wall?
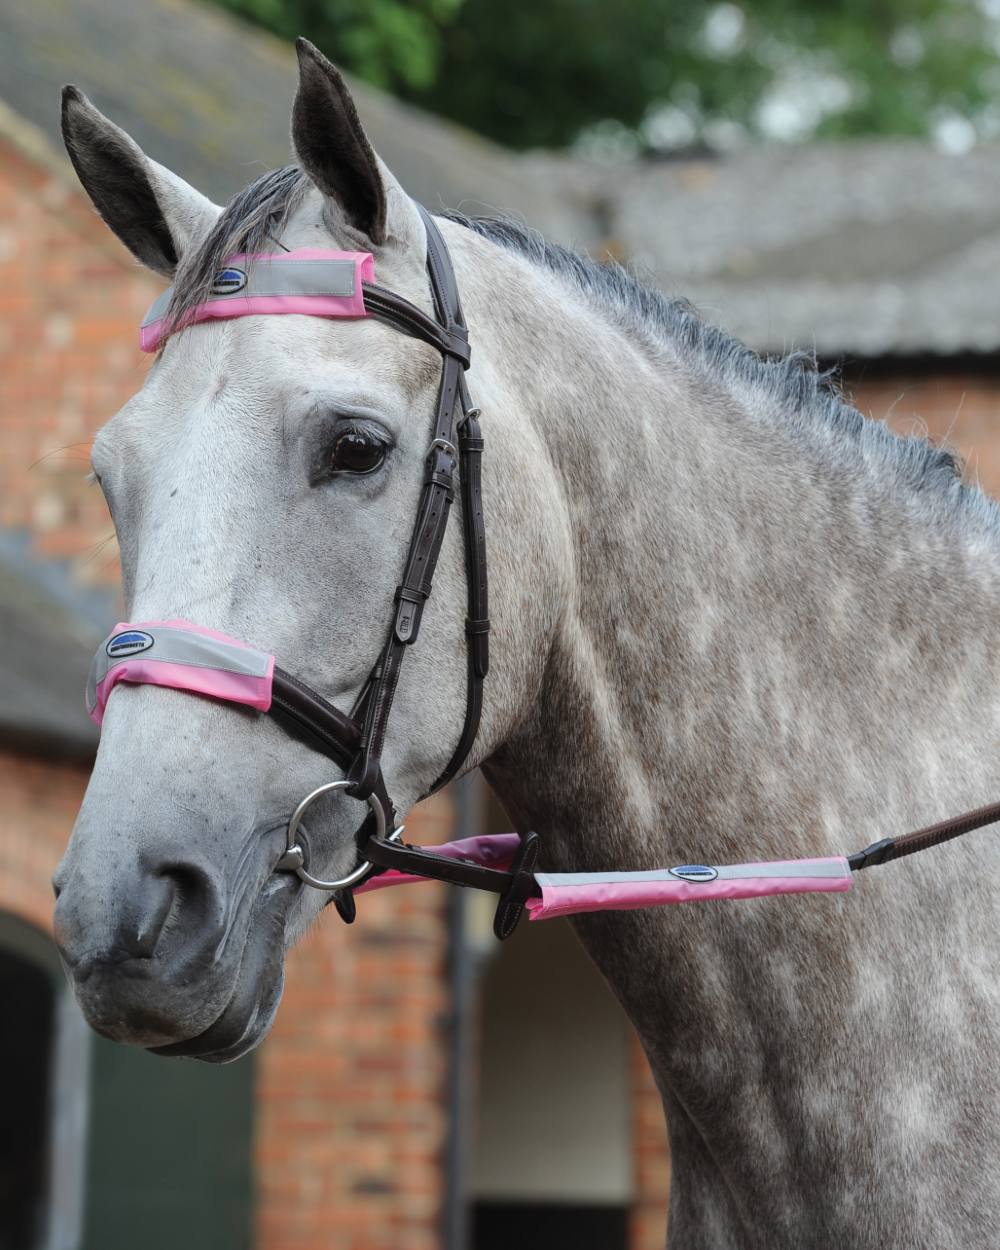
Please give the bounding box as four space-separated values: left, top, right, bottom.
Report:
0 130 455 1249
0 752 90 931
629 1033 670 1250
849 369 1000 497
0 134 151 585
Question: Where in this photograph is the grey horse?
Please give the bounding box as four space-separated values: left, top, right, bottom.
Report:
53 40 1000 1249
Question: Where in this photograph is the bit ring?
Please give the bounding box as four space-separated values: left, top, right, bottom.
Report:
279 780 387 892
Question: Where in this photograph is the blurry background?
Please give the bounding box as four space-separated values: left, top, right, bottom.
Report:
2 1 1000 1248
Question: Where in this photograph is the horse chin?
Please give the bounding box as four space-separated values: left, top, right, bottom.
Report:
150 873 297 1064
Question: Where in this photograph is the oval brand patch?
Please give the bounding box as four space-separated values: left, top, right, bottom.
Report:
107 630 154 659
669 864 719 883
211 267 248 295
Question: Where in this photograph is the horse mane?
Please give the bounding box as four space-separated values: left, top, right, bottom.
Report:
443 211 990 512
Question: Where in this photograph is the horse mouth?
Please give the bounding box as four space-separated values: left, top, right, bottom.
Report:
150 871 298 1063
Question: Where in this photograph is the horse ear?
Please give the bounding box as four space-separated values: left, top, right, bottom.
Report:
291 39 390 246
61 86 219 277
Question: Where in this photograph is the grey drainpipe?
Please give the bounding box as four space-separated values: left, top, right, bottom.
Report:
443 773 485 1250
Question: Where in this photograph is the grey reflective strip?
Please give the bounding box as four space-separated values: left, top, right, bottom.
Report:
535 860 849 888
86 626 271 711
141 258 358 327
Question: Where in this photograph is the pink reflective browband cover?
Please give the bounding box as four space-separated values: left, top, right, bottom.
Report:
87 621 274 724
139 250 375 352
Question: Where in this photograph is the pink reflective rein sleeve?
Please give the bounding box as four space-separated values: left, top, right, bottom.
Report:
524 857 852 919
353 838 852 918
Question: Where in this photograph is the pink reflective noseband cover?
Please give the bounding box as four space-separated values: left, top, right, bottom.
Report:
139 250 375 352
87 621 275 724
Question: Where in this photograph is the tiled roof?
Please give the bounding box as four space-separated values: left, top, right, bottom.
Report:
4 0 999 358
608 143 1000 358
0 0 591 243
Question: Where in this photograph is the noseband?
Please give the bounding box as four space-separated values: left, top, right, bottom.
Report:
87 204 1000 939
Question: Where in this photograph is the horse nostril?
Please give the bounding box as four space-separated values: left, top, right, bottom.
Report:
133 873 177 959
131 862 212 959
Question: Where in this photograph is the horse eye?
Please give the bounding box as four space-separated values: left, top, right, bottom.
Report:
330 430 386 476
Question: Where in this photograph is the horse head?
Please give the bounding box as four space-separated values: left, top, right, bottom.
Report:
52 41 555 1060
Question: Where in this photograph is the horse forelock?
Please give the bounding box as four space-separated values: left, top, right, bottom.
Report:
162 165 310 346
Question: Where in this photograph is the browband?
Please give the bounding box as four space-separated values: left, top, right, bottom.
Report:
140 249 375 352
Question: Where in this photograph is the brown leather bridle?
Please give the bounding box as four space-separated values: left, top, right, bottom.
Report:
260 205 541 936
96 203 1000 939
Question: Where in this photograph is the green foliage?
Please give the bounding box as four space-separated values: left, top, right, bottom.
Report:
214 0 463 90
212 0 1000 150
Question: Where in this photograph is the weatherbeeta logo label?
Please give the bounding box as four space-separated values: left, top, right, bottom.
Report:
107 630 155 659
211 267 248 295
669 865 719 883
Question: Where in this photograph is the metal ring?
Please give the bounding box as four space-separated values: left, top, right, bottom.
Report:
281 780 385 892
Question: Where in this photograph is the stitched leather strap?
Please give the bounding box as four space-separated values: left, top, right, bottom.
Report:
362 283 471 367
270 666 359 769
364 836 528 893
848 798 1000 870
429 398 489 793
347 206 486 804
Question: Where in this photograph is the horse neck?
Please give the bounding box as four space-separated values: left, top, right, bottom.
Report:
471 237 1000 1243
483 265 1000 869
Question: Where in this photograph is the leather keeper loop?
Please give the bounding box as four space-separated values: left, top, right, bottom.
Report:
394 588 426 644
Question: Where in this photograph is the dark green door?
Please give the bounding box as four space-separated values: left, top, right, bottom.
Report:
0 912 255 1250
83 1039 255 1250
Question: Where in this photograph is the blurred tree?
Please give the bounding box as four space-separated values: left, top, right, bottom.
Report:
213 0 1000 151
213 0 463 90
